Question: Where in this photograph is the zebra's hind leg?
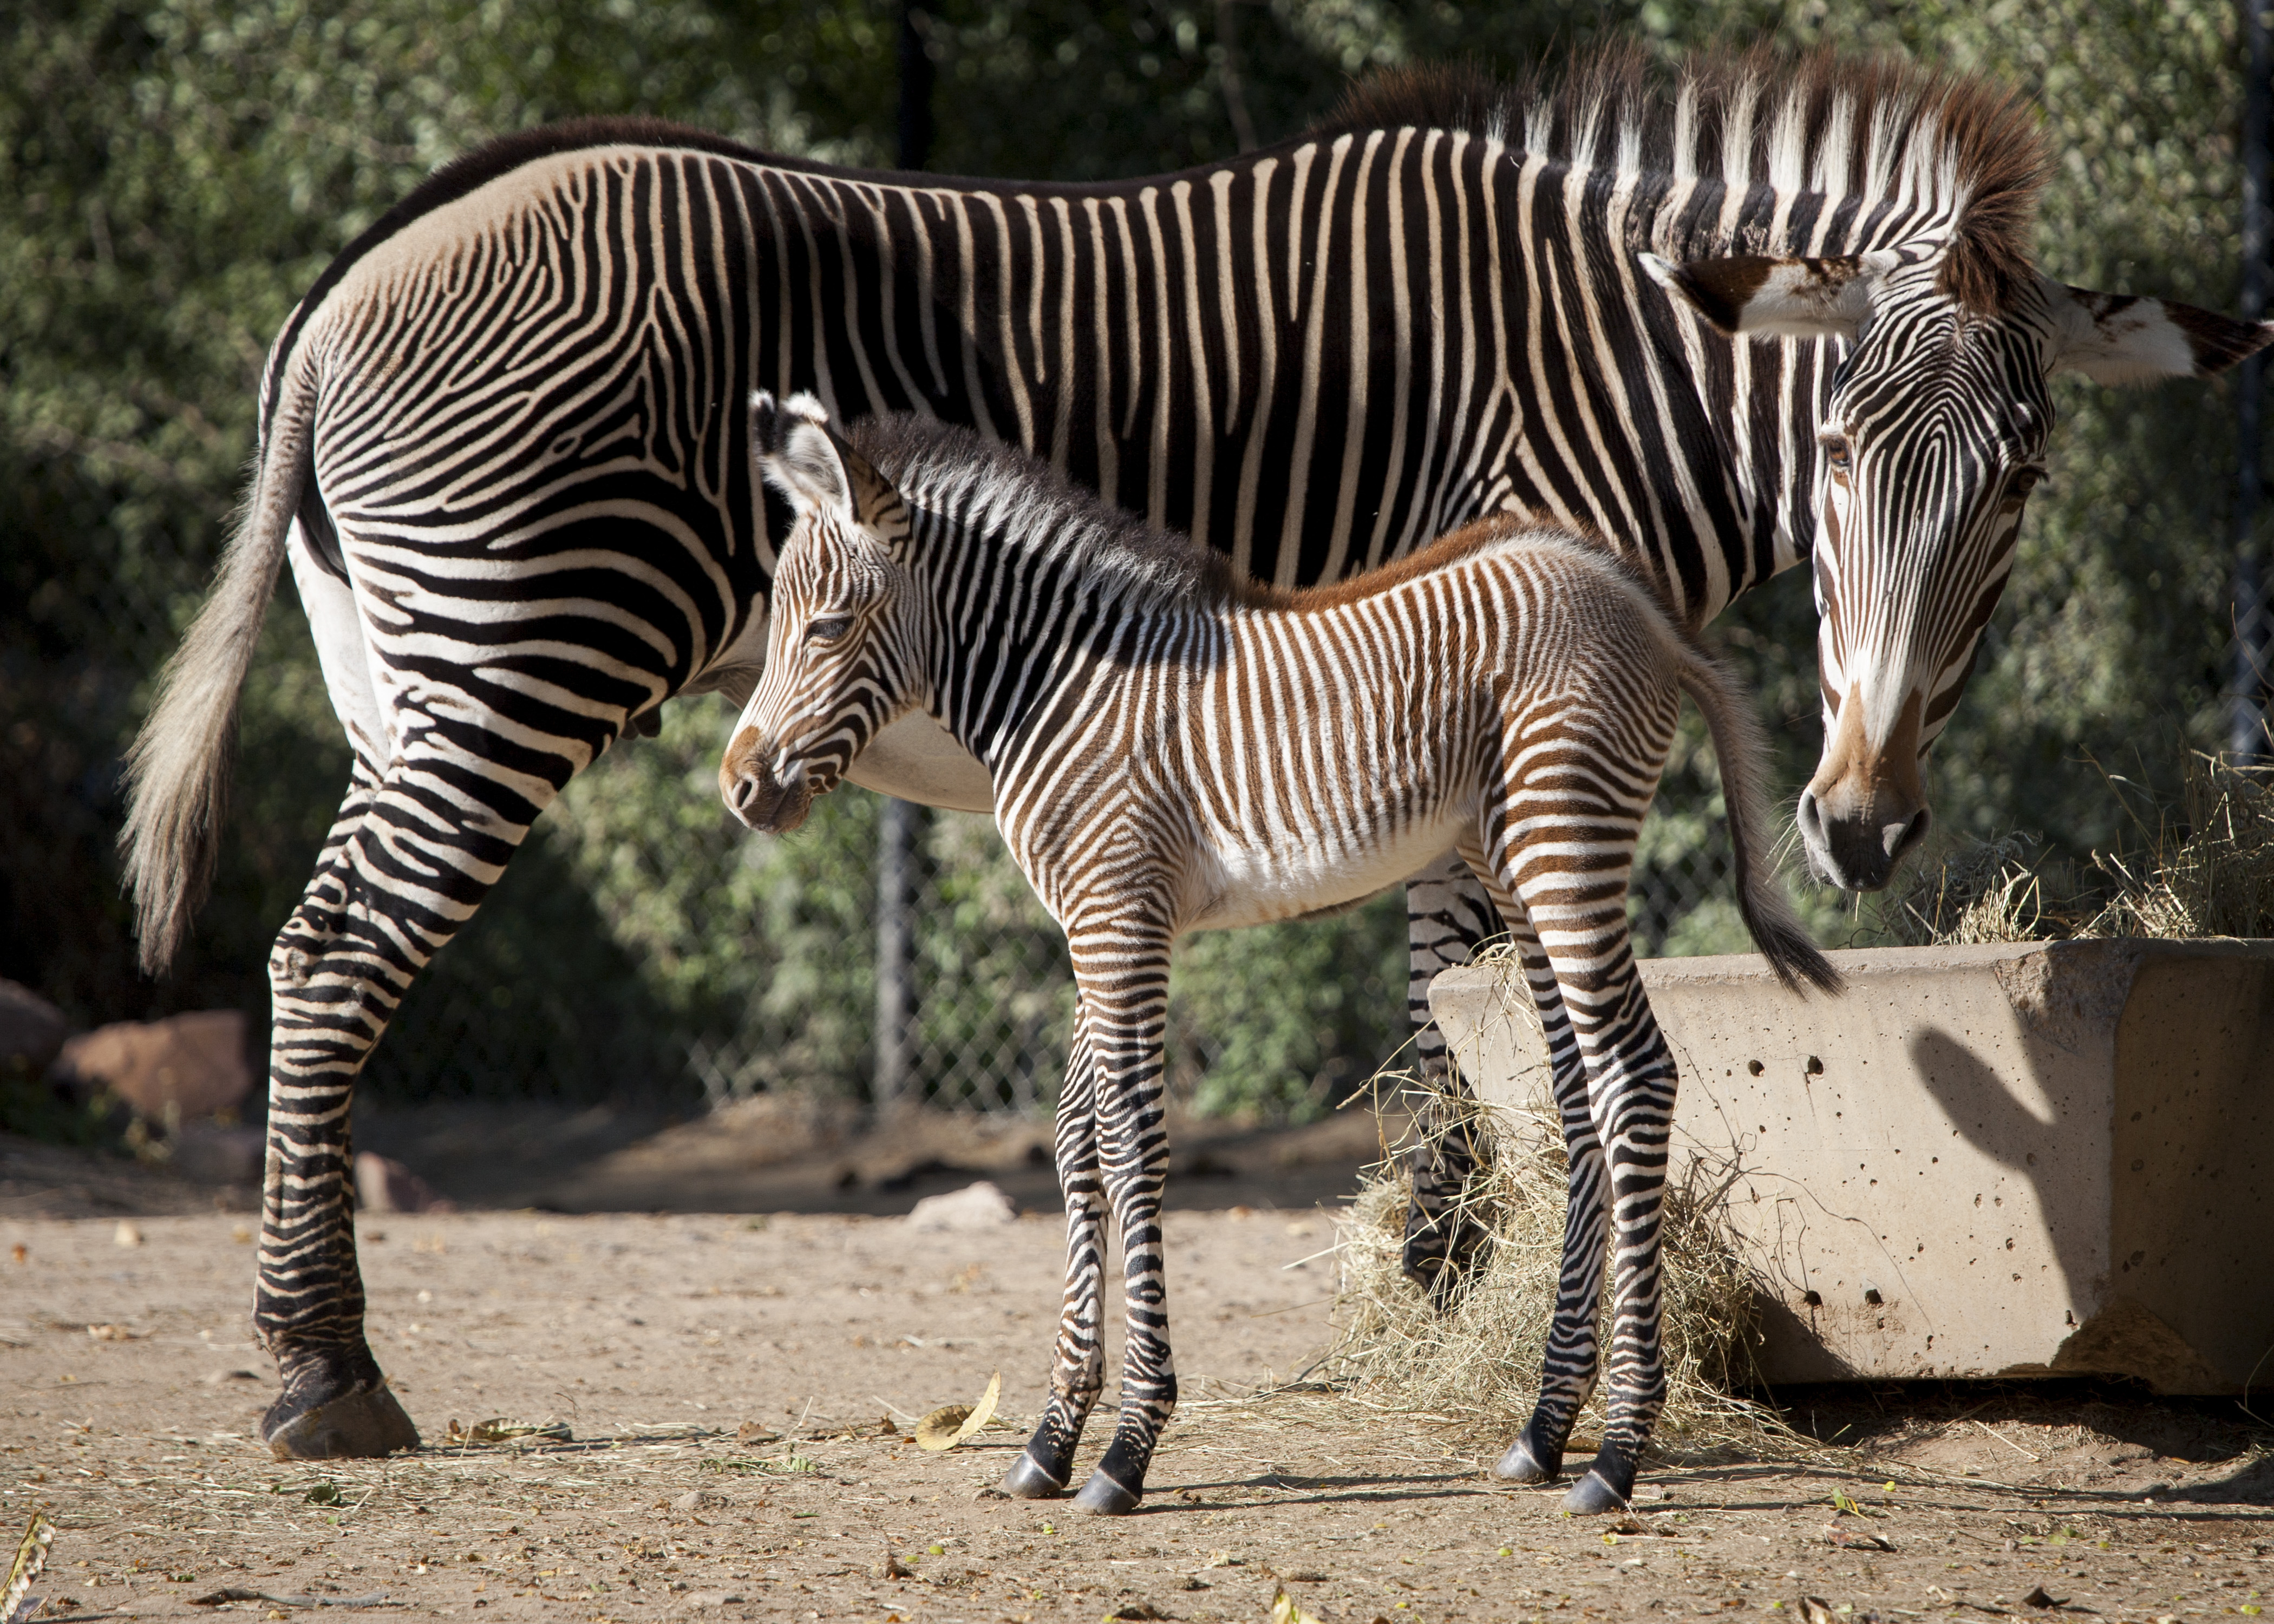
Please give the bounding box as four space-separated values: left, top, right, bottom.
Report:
1400 852 1502 1305
1003 1023 1108 1498
1064 934 1177 1515
259 745 561 1459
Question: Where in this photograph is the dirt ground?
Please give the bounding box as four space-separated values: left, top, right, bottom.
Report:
1 1118 2269 1623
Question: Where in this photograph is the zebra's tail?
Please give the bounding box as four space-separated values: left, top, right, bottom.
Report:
1672 642 1846 998
120 370 316 976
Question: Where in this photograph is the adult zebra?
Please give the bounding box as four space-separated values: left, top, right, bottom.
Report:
125 45 2265 1460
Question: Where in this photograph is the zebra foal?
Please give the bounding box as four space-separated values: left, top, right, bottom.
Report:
721 392 1841 1514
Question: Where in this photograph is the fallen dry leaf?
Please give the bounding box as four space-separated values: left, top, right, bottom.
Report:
735 1421 782 1446
112 1221 141 1248
1824 1523 1895 1552
2021 1587 2066 1609
8 1244 24 1265
914 1370 1001 1450
443 1417 571 1446
1269 1585 1324 1624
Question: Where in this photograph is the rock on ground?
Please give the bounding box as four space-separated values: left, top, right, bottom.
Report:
907 1178 1018 1230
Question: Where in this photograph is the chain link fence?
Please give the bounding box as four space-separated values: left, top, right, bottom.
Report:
343 686 1752 1119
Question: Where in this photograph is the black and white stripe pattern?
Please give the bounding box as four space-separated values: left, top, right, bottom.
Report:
119 50 2265 1457
722 396 1841 1512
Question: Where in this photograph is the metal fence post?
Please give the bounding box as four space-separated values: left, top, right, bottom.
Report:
2232 0 2272 763
874 3 936 1114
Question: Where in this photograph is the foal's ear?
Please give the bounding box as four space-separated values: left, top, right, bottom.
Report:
2046 283 2274 385
752 390 856 522
750 391 909 541
1642 250 1901 341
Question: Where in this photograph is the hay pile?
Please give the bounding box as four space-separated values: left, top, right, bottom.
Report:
1873 751 2274 948
1329 1075 1803 1460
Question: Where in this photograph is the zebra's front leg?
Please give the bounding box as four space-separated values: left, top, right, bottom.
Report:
1067 932 1178 1515
260 752 545 1459
1401 851 1501 1304
1003 1024 1108 1498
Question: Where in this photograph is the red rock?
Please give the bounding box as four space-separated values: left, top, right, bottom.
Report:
1 978 68 1072
354 1152 455 1214
55 1010 253 1119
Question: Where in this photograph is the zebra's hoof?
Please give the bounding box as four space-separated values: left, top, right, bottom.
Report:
1071 1469 1142 1515
1559 1470 1630 1516
263 1383 420 1461
1492 1435 1561 1484
999 1452 1069 1499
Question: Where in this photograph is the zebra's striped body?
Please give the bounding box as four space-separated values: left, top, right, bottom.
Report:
724 394 1841 1512
120 48 2265 1457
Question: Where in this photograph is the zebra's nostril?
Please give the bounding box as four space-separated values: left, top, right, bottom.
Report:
1884 805 1931 862
729 773 759 813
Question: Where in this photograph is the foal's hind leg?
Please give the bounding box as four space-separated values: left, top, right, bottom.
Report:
1003 1021 1109 1498
1452 852 1607 1488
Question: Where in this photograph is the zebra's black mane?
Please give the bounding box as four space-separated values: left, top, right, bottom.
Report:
1315 44 2049 315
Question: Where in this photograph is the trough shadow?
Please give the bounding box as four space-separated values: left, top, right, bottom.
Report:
1905 1021 2093 1346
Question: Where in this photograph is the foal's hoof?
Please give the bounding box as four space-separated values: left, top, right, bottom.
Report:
1492 1434 1561 1485
1071 1469 1142 1515
263 1383 420 1461
1560 1470 1630 1516
999 1452 1069 1499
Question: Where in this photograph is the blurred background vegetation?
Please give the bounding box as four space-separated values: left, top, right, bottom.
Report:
2 0 2264 1120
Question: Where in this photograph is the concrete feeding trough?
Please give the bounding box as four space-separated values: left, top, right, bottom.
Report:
1428 940 2274 1394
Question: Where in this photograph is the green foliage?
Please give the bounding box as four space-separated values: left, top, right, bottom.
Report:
1169 892 1411 1121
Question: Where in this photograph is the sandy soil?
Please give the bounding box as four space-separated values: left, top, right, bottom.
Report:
4 1114 2274 1619
1 1125 2269 1622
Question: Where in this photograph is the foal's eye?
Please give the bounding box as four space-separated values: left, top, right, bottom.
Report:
806 615 852 644
1819 436 1853 475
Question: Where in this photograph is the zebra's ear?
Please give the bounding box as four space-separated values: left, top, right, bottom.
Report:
752 390 858 523
1642 250 1899 340
2047 283 2274 385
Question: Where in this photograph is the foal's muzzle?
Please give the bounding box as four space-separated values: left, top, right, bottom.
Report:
719 726 815 834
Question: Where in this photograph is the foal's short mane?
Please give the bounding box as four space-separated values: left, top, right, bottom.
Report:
1317 43 2049 315
848 415 1659 622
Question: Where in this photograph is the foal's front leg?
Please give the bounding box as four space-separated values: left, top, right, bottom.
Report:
1003 1021 1109 1498
1068 926 1179 1514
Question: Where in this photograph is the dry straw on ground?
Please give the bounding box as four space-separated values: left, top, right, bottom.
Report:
1327 1064 1817 1466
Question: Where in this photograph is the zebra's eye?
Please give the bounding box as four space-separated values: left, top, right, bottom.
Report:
1820 436 1853 476
2008 466 2048 498
806 615 853 644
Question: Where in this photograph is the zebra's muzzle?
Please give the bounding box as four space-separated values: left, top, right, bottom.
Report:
1798 685 1930 892
719 729 815 834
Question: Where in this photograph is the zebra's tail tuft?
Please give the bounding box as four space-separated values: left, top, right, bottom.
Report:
1673 642 1845 998
119 384 312 977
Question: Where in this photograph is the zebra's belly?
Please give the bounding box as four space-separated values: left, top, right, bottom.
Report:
1185 803 1469 934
